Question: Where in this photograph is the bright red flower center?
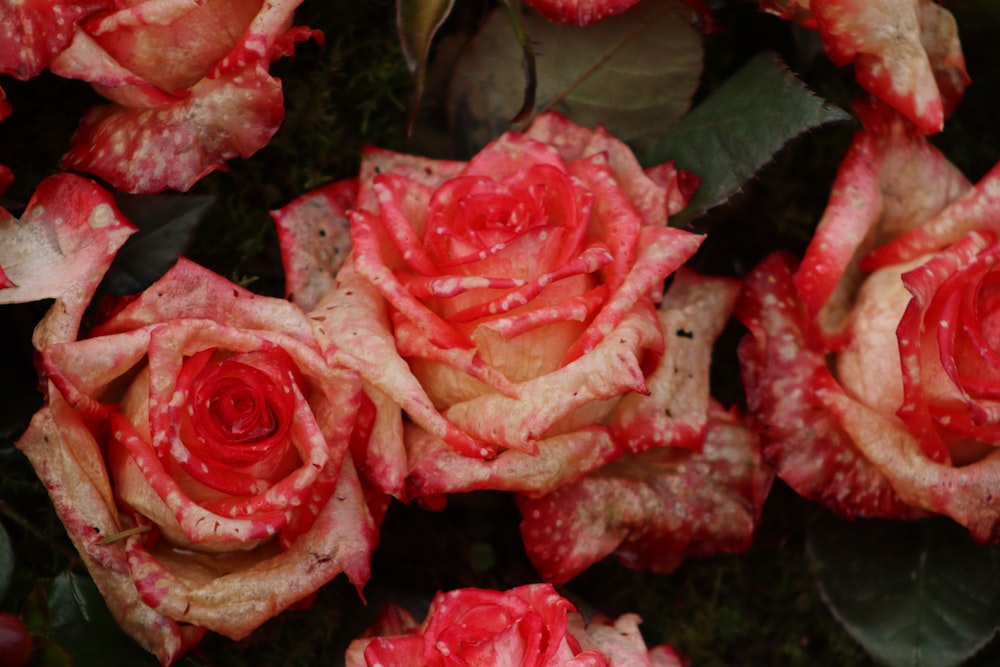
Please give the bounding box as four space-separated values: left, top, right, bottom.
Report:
178 348 298 473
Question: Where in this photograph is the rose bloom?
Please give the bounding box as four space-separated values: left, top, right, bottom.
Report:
6 0 319 193
345 584 683 667
738 100 1000 539
274 112 769 580
760 0 968 134
15 220 376 662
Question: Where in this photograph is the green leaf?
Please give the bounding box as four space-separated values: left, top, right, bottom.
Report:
104 193 214 294
448 1 702 156
807 514 1000 667
48 571 159 667
396 0 457 133
0 522 12 603
646 51 850 226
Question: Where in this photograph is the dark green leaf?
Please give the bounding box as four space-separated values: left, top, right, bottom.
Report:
22 584 49 636
396 0 457 133
646 51 850 226
808 514 1000 667
0 522 12 603
104 193 214 295
448 1 702 156
48 571 158 667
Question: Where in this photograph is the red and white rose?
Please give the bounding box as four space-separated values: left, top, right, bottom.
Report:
275 112 769 580
345 584 683 667
1 0 318 193
738 101 1000 539
9 178 376 663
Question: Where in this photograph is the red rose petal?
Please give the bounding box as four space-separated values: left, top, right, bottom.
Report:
61 62 285 193
522 0 642 26
0 174 136 347
518 403 770 583
0 0 109 79
737 252 917 517
810 0 968 134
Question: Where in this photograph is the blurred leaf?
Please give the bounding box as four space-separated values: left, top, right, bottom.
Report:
807 514 1000 667
497 0 537 123
0 522 12 602
33 637 74 667
48 571 158 667
396 0 457 133
448 1 702 156
104 193 215 295
646 51 850 226
22 584 49 636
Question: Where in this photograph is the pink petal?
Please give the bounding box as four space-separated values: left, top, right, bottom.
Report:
794 100 970 338
810 0 968 134
351 210 472 350
0 0 109 79
0 174 136 347
526 112 676 228
861 160 1000 272
737 252 920 517
518 403 771 584
522 0 642 26
355 146 465 214
95 257 316 345
407 424 621 501
271 178 358 310
563 226 703 363
612 267 740 453
61 62 285 193
815 370 1000 543
310 260 489 461
123 457 375 640
442 308 661 454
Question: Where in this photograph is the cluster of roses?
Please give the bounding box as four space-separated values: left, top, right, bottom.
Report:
1 0 997 665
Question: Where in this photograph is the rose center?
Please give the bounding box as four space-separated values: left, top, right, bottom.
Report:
191 358 287 449
205 376 277 443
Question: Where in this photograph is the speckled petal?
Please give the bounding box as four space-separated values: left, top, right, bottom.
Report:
61 62 285 193
311 260 489 460
406 424 621 501
0 174 136 347
815 369 1000 543
612 268 740 453
17 396 205 665
123 457 375 640
738 252 919 517
0 0 109 79
518 403 770 584
794 100 969 338
810 0 968 134
271 178 358 310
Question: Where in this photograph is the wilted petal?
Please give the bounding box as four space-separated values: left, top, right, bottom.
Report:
0 174 135 347
61 62 285 192
0 0 109 79
810 0 968 134
519 403 770 584
271 178 358 310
